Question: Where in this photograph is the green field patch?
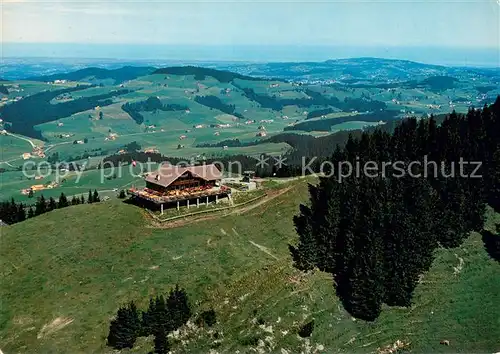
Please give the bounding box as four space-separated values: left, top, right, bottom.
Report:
331 120 383 132
0 135 33 162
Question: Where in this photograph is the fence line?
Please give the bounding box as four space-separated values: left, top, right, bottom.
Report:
146 192 267 223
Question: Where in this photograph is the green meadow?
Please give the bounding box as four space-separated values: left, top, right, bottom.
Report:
1 179 499 353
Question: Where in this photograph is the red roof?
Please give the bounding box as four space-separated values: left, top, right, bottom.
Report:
144 163 222 188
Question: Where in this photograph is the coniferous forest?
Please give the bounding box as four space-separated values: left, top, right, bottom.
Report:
0 190 100 225
290 98 500 321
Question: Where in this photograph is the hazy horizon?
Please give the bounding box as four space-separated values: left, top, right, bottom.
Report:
2 0 498 67
3 43 499 68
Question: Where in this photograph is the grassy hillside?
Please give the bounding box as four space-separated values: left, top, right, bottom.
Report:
28 67 156 85
1 179 499 353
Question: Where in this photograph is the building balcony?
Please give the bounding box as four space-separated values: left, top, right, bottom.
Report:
128 185 231 204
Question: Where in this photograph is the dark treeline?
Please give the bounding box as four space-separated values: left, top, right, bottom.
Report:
232 83 386 113
0 86 131 139
196 138 257 148
0 190 100 225
0 84 9 95
346 76 458 92
107 285 216 353
233 86 325 111
101 151 186 167
285 110 398 132
290 98 500 321
29 66 155 85
305 98 387 120
153 66 268 83
305 89 387 112
100 150 305 178
194 95 244 119
306 108 335 119
121 96 188 124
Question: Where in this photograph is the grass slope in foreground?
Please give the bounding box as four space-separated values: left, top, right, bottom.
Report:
0 180 499 353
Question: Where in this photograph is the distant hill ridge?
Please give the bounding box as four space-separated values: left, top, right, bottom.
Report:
153 65 273 82
28 66 155 84
28 65 275 84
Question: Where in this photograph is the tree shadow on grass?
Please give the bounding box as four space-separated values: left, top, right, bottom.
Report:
481 228 500 263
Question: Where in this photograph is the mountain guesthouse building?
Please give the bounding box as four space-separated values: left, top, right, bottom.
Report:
128 163 230 214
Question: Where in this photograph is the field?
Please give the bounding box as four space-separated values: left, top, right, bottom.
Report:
1 179 499 353
0 135 34 163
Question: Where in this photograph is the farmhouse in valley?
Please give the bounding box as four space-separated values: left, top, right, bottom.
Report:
128 163 230 214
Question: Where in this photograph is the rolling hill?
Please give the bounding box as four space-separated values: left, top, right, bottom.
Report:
1 179 499 353
28 66 156 85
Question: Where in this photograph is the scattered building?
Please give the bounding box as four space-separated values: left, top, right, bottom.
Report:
22 152 32 160
144 147 160 154
256 131 267 137
105 133 119 141
46 181 59 189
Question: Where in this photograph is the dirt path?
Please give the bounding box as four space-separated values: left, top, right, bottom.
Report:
149 186 293 229
5 132 36 148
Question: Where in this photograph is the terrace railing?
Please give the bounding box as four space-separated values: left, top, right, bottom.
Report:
128 186 231 204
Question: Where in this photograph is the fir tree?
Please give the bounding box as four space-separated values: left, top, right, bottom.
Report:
166 285 191 331
16 203 26 222
58 193 69 208
153 326 170 354
47 197 57 211
141 298 156 337
80 195 85 205
27 206 35 218
35 195 47 216
107 302 141 350
93 189 100 203
88 190 93 204
71 196 78 205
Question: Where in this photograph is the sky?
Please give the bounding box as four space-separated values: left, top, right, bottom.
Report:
2 0 499 64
